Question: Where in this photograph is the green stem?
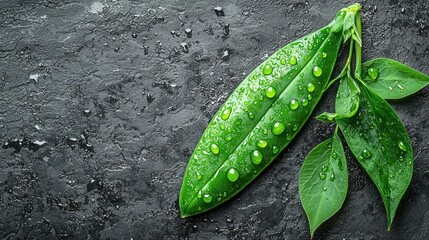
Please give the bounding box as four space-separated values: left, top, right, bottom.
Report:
325 40 354 90
354 12 362 80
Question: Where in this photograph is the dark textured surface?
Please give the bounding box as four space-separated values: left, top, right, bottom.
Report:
0 0 428 239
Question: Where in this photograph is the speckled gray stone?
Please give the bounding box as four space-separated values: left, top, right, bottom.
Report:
1 0 428 239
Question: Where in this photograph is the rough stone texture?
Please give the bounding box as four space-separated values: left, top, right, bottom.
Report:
0 0 428 239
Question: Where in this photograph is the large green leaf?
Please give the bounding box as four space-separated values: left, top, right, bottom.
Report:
337 81 413 229
363 58 429 100
299 132 348 237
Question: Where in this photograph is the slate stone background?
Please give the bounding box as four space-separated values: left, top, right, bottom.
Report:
0 0 428 239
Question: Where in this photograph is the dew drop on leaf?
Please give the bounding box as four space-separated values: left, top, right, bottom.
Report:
362 149 372 159
265 86 277 98
227 168 239 182
319 172 326 180
202 193 213 203
197 190 202 198
272 146 279 154
367 67 379 80
307 83 315 92
280 58 287 65
330 173 335 181
263 64 273 75
221 107 232 120
301 98 309 107
323 187 327 191
210 143 220 155
247 111 255 119
251 150 263 165
322 52 327 58
313 66 322 77
332 152 338 159
289 99 299 110
272 122 286 135
398 141 407 152
322 165 328 172
289 56 297 65
257 139 268 148
197 172 202 180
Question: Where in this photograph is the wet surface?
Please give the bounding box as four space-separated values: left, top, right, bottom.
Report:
0 0 428 239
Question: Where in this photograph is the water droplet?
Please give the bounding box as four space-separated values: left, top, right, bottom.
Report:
367 67 379 80
272 122 286 135
251 150 263 165
398 155 404 162
265 87 277 98
292 124 298 131
323 187 327 191
313 66 322 77
289 99 299 110
234 118 242 126
227 168 239 182
225 135 232 141
221 107 231 120
298 84 303 91
272 146 279 154
197 190 202 198
301 98 309 107
203 193 213 203
263 128 268 135
322 52 327 58
362 149 372 159
332 152 338 159
263 64 273 75
381 146 386 152
197 172 202 180
322 165 328 172
289 56 297 65
398 141 407 152
330 173 335 181
308 43 313 50
319 172 326 180
210 144 220 155
247 111 255 119
307 83 315 92
257 139 268 148
280 58 287 65
307 94 312 100
327 143 332 148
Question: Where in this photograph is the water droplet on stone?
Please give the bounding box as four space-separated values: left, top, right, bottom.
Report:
368 67 379 80
251 150 263 165
265 86 276 98
227 168 239 182
257 139 268 148
272 122 286 135
313 66 322 77
263 64 273 75
214 7 225 16
210 144 220 155
132 33 138 38
289 56 297 65
221 107 232 120
203 193 213 203
307 83 315 92
289 99 299 110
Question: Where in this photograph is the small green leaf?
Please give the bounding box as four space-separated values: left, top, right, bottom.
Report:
299 132 348 237
316 76 360 122
337 81 413 229
363 58 429 99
